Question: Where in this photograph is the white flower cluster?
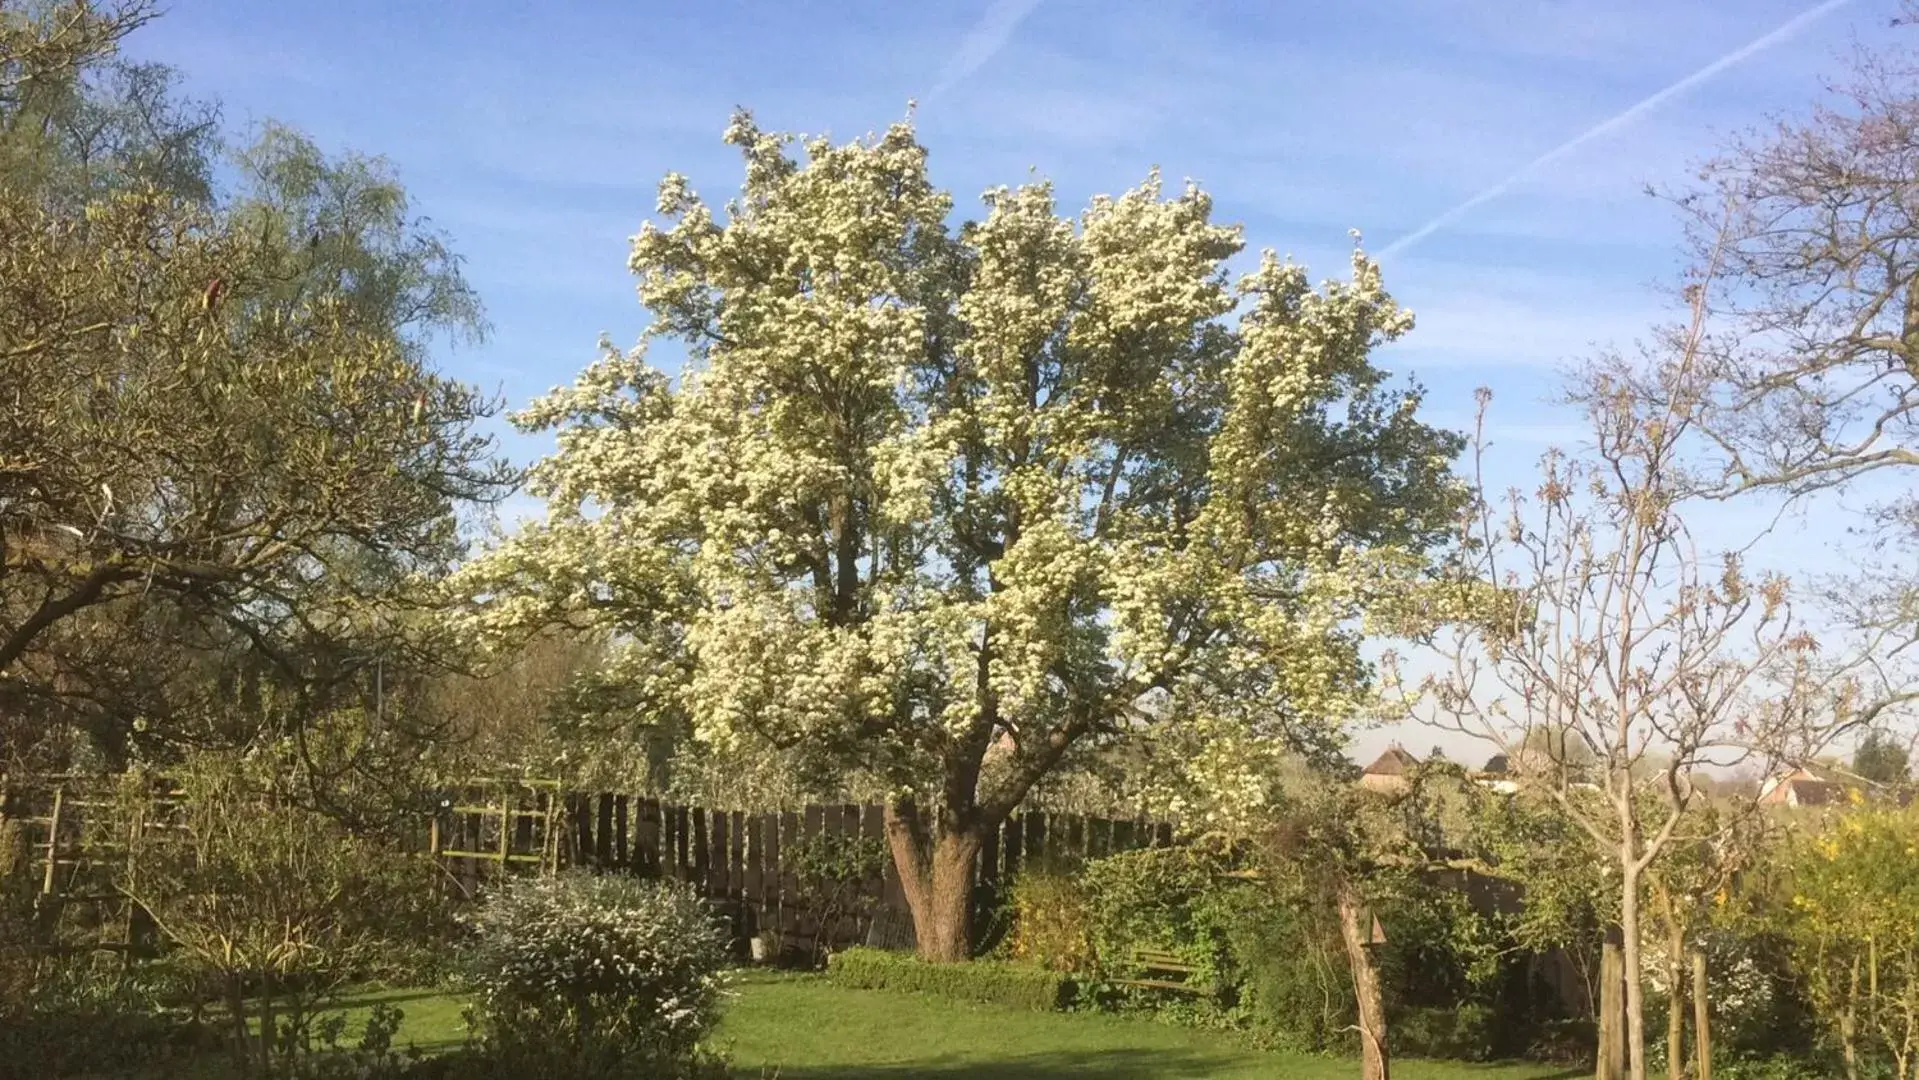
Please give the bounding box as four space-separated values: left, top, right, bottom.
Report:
449 111 1464 822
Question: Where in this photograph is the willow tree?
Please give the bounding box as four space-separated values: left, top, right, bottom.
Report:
457 112 1463 960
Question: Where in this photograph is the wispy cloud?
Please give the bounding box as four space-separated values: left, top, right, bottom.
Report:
923 0 1044 104
1378 0 1855 260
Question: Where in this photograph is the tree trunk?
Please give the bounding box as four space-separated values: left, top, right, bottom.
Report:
884 801 982 963
1599 937 1626 1080
1621 865 1648 1080
1667 913 1686 1080
1337 882 1390 1080
225 978 251 1077
1692 949 1712 1080
258 983 276 1078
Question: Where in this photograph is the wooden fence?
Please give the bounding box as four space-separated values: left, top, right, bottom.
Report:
430 785 1175 955
4 773 1174 959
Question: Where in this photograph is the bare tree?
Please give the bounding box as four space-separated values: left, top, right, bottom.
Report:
1672 5 1919 719
1402 281 1880 1080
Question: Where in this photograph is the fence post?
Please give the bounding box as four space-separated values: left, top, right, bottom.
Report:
1692 948 1712 1080
496 793 511 873
122 799 144 962
41 785 64 895
1598 934 1625 1080
543 786 561 876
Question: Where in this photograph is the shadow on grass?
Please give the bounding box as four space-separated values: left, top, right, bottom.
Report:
1418 1068 1584 1080
327 988 451 1011
397 1036 470 1056
743 1048 1280 1078
747 1051 1590 1080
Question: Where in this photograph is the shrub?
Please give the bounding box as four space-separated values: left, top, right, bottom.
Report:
461 873 729 1074
1374 880 1506 1009
1524 1018 1595 1066
783 831 888 966
0 816 218 1077
1216 889 1355 1053
116 757 439 1078
1068 837 1538 1059
1068 842 1342 1036
400 1047 731 1080
999 861 1094 973
1079 841 1245 990
1712 1054 1840 1080
0 991 219 1078
827 946 1076 1011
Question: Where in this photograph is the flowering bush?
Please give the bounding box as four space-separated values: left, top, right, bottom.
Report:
461 873 729 1072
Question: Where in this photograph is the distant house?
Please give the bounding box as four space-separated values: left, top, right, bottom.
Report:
1467 748 1609 795
1759 763 1867 809
1761 775 1844 808
1472 753 1520 795
1360 745 1420 794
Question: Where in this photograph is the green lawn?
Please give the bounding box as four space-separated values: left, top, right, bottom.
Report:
319 985 472 1055
715 972 1576 1079
327 973 1577 1080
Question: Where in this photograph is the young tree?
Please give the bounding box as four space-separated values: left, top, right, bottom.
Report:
1641 800 1773 1080
455 111 1464 960
1406 294 1872 1079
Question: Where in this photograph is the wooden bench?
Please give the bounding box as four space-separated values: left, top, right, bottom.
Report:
1116 947 1206 994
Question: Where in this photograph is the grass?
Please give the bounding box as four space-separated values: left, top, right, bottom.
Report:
313 985 471 1054
714 971 1578 1079
312 972 1579 1080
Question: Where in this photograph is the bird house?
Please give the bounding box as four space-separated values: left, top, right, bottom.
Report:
1363 910 1387 946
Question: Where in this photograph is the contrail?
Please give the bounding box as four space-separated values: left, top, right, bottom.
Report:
923 0 1044 104
1377 0 1854 261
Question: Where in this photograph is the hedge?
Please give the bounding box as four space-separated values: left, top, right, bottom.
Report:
826 948 1076 1011
1390 1004 1499 1061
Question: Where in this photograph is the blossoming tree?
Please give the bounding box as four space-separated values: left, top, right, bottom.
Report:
454 111 1463 960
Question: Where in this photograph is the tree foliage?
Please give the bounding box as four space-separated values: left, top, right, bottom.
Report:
1852 729 1912 788
116 748 440 1078
0 0 510 768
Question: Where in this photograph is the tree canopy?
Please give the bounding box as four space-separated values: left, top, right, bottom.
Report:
1853 728 1912 787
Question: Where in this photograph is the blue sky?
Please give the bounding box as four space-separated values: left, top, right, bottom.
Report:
122 0 1908 760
